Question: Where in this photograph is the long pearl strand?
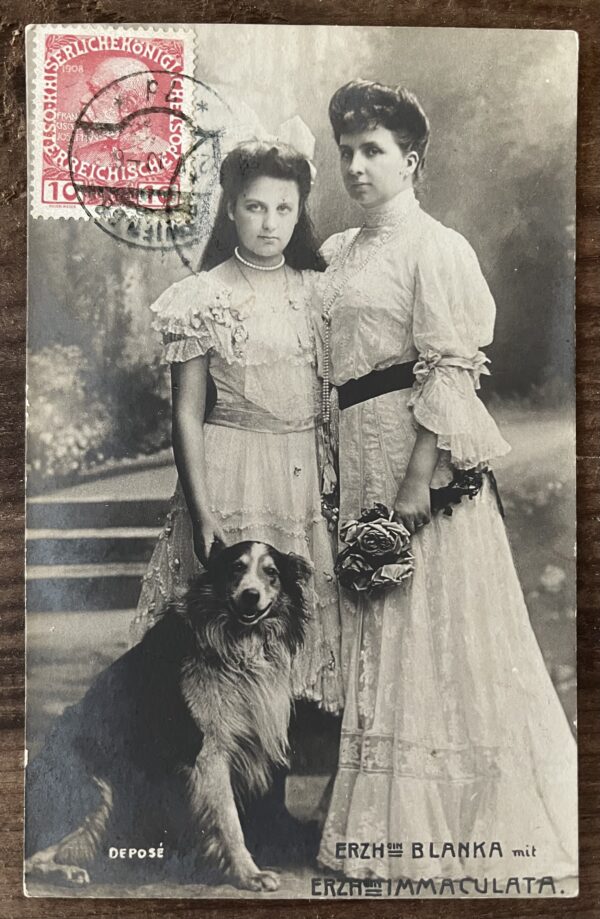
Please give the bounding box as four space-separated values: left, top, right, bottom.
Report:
321 229 362 430
320 210 414 432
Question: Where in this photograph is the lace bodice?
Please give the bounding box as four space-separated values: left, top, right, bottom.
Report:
150 265 319 427
318 187 510 468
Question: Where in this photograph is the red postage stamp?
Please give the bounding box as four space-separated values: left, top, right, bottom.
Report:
29 24 196 219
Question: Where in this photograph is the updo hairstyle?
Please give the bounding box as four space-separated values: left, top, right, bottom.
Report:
329 80 430 178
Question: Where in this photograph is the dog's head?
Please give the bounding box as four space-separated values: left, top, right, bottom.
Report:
205 541 311 651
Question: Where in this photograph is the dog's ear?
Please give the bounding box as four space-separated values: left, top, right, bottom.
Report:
278 551 313 586
205 537 229 583
208 536 226 564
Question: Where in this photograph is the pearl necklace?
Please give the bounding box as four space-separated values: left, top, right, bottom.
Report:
234 246 285 272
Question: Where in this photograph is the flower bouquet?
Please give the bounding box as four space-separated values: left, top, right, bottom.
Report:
335 503 414 593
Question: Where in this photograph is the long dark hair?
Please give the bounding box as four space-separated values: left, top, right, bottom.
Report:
201 141 325 272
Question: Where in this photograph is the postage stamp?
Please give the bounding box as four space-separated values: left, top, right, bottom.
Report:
28 24 196 221
67 70 234 257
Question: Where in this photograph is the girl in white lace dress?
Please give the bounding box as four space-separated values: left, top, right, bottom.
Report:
317 81 577 887
132 141 343 714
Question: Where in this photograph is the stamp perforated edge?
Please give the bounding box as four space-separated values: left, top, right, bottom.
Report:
27 22 196 221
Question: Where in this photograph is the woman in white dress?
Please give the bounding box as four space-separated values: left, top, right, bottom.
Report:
317 80 577 887
132 140 343 713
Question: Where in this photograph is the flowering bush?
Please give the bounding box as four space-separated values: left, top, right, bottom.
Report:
27 344 171 491
335 504 414 593
27 346 113 486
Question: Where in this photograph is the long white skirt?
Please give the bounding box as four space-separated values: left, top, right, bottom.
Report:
319 391 577 883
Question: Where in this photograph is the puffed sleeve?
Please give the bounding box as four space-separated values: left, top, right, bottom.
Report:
409 226 511 468
149 272 236 364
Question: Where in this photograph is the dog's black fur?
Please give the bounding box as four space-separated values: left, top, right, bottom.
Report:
25 542 311 891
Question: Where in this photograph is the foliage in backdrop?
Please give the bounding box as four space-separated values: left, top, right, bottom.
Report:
26 28 576 489
27 250 170 491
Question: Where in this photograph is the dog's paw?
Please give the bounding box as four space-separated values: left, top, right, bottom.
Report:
237 868 281 892
58 864 90 886
25 858 90 887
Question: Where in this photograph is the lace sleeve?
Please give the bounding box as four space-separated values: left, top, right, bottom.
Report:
149 273 236 364
409 227 510 468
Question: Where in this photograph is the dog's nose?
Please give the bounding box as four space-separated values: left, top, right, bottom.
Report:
241 588 260 606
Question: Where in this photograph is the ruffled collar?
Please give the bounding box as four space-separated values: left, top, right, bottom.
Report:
362 186 419 229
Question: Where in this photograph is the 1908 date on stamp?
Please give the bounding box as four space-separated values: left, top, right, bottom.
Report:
29 24 196 220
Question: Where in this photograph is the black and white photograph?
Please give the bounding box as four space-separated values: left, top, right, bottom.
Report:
24 22 578 899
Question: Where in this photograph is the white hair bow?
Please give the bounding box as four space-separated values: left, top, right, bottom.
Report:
271 116 316 160
263 116 317 182
221 109 317 182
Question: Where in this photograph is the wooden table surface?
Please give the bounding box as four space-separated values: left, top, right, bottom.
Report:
1 1 598 917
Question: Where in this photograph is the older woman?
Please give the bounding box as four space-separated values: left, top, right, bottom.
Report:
317 80 577 887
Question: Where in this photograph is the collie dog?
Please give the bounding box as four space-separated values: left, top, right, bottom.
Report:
25 542 310 892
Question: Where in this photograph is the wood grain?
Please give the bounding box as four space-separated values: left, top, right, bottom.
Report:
1 1 598 916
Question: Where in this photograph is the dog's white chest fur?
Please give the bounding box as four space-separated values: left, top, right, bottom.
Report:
183 641 292 794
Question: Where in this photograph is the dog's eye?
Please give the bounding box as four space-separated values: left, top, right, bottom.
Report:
232 561 246 573
264 566 279 578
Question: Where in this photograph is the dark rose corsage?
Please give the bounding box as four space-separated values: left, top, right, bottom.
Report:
335 503 415 593
334 470 502 595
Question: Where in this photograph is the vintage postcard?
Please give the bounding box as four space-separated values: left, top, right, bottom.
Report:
24 22 578 899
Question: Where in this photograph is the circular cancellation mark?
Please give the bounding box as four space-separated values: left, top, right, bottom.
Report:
68 69 234 267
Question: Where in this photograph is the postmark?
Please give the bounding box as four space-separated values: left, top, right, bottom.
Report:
29 24 196 220
68 70 231 256
29 24 262 263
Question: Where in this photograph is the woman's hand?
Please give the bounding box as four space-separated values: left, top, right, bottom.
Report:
393 424 438 534
393 474 431 535
192 514 227 566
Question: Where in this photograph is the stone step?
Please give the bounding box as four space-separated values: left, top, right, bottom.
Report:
26 462 175 613
26 499 169 531
26 528 160 565
26 563 146 613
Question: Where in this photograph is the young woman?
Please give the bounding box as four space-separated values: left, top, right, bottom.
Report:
132 140 343 714
317 81 577 885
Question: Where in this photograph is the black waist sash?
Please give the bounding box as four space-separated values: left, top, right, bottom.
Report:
338 361 417 411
